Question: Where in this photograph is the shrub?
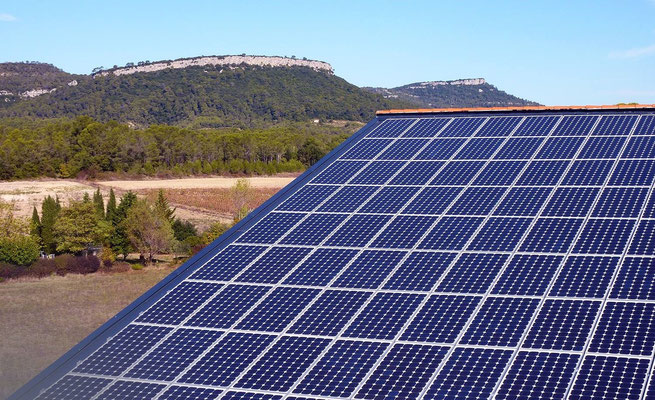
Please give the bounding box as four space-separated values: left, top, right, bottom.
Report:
0 236 40 266
29 258 56 278
0 262 23 280
131 263 144 270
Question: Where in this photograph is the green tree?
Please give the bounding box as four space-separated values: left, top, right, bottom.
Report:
40 195 61 254
123 199 174 264
108 191 137 259
30 206 41 245
154 189 175 223
53 201 106 254
82 192 91 203
231 178 252 223
172 219 197 241
106 188 117 223
93 188 105 218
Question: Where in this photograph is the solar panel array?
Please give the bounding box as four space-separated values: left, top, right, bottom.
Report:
16 110 655 400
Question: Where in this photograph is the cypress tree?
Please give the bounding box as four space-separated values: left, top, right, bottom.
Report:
93 188 105 218
83 192 91 203
109 191 138 259
154 189 175 223
30 206 41 241
106 188 117 223
40 196 60 254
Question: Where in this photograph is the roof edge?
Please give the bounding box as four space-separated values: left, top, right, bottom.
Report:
376 104 655 115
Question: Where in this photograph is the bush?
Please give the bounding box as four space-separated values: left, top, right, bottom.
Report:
0 236 40 266
131 263 144 270
29 258 56 278
0 262 23 280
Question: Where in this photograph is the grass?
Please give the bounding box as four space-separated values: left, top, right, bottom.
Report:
0 266 174 399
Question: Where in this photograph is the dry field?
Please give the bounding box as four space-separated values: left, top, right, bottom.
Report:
0 266 175 399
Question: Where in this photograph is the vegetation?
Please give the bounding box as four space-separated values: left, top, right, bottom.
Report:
1 63 411 126
0 116 356 180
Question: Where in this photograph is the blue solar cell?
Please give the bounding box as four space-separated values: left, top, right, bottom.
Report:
95 381 166 400
552 115 598 136
592 187 648 218
462 297 540 346
378 138 429 160
570 356 649 400
593 115 638 135
496 352 579 400
476 116 522 137
280 213 347 245
236 287 319 332
416 138 466 159
634 114 655 135
542 187 599 217
359 186 420 213
643 192 655 218
127 328 223 381
350 161 406 184
430 160 486 185
468 217 533 251
438 117 486 137
628 220 655 255
311 160 366 184
73 325 171 376
494 137 544 159
235 336 330 391
34 376 111 400
136 282 220 325
356 344 448 399
611 257 655 300
388 161 445 185
573 218 636 255
404 186 462 214
622 136 655 158
562 160 614 185
578 136 627 159
418 216 485 250
590 302 655 355
517 160 569 185
332 250 406 289
222 392 281 400
277 185 339 212
236 247 312 283
425 348 513 400
317 185 377 213
402 118 451 137
448 186 506 215
341 139 392 159
519 217 583 253
609 159 655 186
283 248 358 286
473 160 527 185
436 253 509 294
325 214 391 247
523 300 600 351
158 386 222 400
370 216 438 249
536 136 585 159
492 254 563 296
549 255 620 298
401 295 480 343
366 118 414 138
343 292 425 339
513 116 560 136
494 187 552 216
236 212 305 244
288 290 371 336
383 251 457 291
191 245 267 281
294 340 388 397
185 284 270 328
455 138 505 159
179 332 275 386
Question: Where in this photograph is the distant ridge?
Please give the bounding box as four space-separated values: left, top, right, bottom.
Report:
364 78 539 108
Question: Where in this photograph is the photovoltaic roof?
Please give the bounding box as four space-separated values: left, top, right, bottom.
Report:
12 105 655 400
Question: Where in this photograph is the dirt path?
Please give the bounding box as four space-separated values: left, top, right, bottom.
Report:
95 175 297 190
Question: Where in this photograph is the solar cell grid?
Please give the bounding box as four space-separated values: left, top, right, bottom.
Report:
20 110 655 400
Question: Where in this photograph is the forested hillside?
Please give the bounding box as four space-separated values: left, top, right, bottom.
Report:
0 61 411 127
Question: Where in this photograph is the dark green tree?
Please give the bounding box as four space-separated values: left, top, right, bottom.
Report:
106 188 117 223
109 191 137 259
172 219 198 241
82 192 91 203
154 189 176 223
40 195 60 254
30 206 41 240
93 188 105 218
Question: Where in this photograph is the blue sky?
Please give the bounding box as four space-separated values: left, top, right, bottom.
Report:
1 0 654 105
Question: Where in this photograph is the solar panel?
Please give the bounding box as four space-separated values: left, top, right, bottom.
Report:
14 108 655 400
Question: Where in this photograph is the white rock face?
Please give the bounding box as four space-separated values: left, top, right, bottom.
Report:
19 88 57 98
95 55 334 77
68 80 78 86
0 90 13 96
409 78 486 89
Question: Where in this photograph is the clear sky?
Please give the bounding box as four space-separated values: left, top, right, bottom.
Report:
1 0 654 105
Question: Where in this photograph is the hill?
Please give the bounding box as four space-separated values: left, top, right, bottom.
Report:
364 78 539 108
0 57 411 127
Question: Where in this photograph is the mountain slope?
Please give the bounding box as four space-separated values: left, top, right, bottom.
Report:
0 57 412 127
364 78 539 108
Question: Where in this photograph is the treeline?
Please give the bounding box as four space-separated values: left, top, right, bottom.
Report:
0 116 356 180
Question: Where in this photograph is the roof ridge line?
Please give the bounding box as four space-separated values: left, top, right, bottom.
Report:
376 104 655 115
